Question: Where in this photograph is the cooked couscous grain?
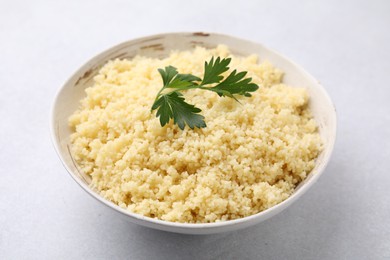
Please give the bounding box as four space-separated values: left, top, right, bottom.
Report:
69 45 322 223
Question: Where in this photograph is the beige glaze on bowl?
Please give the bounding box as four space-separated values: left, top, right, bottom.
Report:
51 32 337 234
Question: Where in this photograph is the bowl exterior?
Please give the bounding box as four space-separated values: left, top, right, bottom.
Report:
51 32 337 234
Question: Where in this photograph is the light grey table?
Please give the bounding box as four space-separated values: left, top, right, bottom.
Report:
1 0 389 259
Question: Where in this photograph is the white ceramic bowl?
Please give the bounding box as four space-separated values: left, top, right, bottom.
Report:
51 32 337 235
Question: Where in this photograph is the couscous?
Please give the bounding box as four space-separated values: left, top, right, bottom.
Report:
69 45 322 223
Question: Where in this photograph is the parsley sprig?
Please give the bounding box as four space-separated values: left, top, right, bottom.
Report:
151 57 259 130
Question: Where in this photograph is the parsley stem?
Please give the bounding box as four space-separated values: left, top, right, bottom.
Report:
151 57 259 129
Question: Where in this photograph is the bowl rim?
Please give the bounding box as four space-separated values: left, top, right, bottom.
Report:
50 32 337 231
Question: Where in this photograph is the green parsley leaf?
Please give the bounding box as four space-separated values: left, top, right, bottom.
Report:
151 56 259 130
176 73 201 83
152 92 206 130
211 70 259 97
201 57 231 85
158 66 178 86
158 67 200 89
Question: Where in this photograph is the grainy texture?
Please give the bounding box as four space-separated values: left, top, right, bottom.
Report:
2 0 390 258
69 46 322 223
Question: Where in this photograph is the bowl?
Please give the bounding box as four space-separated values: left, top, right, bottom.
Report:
51 32 337 234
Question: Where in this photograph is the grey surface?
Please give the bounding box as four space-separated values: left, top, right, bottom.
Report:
1 0 389 259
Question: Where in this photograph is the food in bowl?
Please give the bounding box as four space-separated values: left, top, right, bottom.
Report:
68 45 322 223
